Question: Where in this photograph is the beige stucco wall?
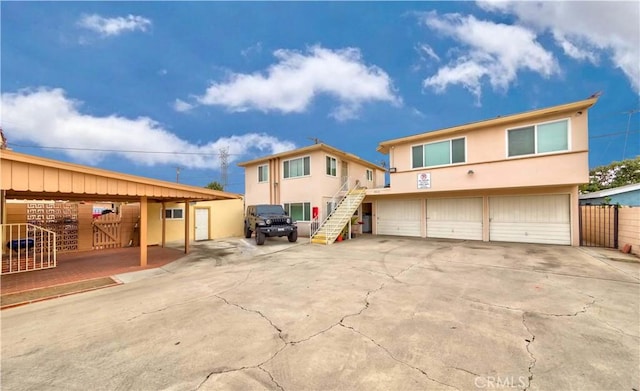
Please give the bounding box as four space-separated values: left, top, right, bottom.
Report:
386 111 589 194
147 199 244 244
242 148 385 237
618 207 640 256
193 199 244 240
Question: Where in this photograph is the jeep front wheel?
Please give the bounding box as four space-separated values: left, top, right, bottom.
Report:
256 231 266 245
288 230 298 243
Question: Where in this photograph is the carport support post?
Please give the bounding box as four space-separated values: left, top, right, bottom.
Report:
161 202 166 248
184 201 190 254
140 196 148 267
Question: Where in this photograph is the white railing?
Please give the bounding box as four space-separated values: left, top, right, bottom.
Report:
310 176 368 244
1 224 57 274
310 180 351 242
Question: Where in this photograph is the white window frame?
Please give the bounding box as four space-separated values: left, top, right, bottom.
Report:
164 208 184 220
506 118 571 158
326 155 337 177
283 202 311 222
283 156 311 179
257 164 269 183
366 169 373 181
411 136 467 169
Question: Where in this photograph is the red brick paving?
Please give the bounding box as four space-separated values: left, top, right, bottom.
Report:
1 246 185 295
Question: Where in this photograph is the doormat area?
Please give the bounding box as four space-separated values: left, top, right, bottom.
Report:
1 277 120 309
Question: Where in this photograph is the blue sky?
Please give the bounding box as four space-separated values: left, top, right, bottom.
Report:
2 1 639 194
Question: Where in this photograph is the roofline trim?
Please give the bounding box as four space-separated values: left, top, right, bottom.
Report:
1 149 242 199
237 143 386 171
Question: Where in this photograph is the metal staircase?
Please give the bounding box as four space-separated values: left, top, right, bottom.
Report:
310 184 367 245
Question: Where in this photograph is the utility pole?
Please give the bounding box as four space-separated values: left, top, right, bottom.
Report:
175 167 181 183
219 147 229 190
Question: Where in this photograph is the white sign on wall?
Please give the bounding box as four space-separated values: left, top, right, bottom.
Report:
417 172 431 189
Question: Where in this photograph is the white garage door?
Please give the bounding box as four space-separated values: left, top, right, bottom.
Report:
376 199 422 237
427 198 483 240
489 195 570 245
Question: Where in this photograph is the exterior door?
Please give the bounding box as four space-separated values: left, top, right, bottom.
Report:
195 208 209 241
341 161 349 186
426 198 483 240
376 199 422 237
489 195 570 245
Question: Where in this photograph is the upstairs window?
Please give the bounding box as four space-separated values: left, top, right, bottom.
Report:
412 138 465 169
508 119 569 157
366 169 373 181
326 156 337 176
283 156 310 178
258 164 268 183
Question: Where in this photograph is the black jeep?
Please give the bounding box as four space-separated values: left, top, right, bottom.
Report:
244 204 298 245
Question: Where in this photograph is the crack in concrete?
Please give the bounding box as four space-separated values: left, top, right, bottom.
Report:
213 295 287 344
194 296 291 390
463 296 597 318
339 324 460 391
289 324 339 345
522 313 537 391
600 320 640 340
450 366 481 377
461 295 597 391
258 366 285 391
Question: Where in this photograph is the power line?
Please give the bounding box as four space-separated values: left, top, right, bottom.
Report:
622 109 640 159
6 143 247 156
589 130 639 139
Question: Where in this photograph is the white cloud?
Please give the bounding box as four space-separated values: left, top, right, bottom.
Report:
417 43 440 62
0 88 296 169
173 99 194 113
241 42 263 58
553 32 599 63
77 14 152 37
195 45 400 121
421 11 558 103
477 0 640 92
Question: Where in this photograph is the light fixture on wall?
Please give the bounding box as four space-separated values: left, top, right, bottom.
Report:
467 169 475 175
389 167 397 173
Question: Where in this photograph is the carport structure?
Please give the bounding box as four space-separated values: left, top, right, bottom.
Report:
0 149 241 267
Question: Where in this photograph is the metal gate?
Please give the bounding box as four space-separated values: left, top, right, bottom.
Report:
579 204 619 248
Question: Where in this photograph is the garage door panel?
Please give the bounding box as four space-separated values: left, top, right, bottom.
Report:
377 220 422 237
490 195 570 245
377 199 421 237
427 198 482 240
427 221 482 240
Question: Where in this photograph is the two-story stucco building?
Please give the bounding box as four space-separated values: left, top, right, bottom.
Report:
239 97 598 246
237 143 386 237
366 97 598 246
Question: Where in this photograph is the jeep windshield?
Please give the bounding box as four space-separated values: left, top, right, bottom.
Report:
255 205 286 215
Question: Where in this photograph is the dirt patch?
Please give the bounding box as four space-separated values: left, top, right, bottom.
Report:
1 277 119 309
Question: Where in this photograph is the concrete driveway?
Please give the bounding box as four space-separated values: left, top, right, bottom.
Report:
1 237 638 391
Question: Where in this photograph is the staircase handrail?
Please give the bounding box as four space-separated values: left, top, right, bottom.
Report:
310 179 350 242
310 176 367 244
